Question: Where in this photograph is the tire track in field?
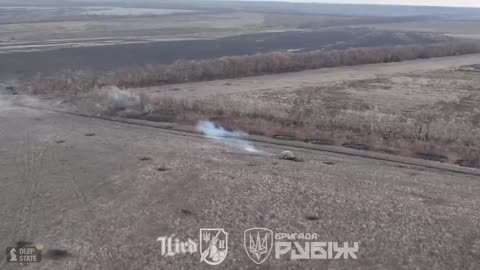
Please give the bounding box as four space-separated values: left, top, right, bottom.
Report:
11 131 49 244
48 127 99 247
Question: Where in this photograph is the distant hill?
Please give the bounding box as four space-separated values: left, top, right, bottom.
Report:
2 0 480 18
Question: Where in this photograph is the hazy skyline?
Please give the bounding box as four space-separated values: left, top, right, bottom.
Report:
240 0 480 8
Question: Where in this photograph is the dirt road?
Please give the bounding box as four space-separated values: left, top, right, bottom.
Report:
0 104 479 269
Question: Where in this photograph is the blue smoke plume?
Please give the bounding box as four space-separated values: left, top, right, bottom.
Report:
196 121 259 153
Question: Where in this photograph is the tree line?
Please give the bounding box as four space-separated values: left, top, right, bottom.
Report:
33 41 480 94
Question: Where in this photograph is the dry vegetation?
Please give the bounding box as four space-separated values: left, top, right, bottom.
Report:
0 12 264 42
33 41 480 94
71 85 480 168
32 42 480 168
263 13 427 29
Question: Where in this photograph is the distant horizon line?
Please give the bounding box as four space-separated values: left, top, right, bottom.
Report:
235 0 480 9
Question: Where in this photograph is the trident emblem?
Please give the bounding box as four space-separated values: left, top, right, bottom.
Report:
244 228 274 264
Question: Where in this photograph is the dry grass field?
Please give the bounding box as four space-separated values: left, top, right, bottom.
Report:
4 1 480 168
0 12 266 43
361 20 480 40
65 55 480 168
3 3 480 270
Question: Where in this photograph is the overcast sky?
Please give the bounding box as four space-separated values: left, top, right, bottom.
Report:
240 0 480 8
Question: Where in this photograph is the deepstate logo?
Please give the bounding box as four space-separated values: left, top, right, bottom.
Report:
157 228 228 266
243 227 359 264
6 246 42 263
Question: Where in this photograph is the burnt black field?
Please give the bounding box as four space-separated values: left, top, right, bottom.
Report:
0 30 450 77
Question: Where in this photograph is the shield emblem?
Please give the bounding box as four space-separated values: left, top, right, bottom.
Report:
244 227 274 264
199 228 228 265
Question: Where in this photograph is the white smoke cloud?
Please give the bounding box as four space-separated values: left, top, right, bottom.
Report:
100 86 140 111
0 95 12 113
0 94 43 113
196 120 260 153
0 89 69 116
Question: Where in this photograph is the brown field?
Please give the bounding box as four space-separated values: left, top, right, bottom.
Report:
3 2 480 167
3 3 480 269
0 12 266 43
65 55 480 168
362 20 480 40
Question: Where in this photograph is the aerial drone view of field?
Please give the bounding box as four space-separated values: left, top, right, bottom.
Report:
0 0 478 77
5 0 477 168
80 54 478 170
2 1 480 269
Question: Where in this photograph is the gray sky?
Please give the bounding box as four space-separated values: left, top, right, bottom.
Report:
241 0 480 8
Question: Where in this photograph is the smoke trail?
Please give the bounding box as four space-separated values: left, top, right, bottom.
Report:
196 120 260 153
0 94 52 113
101 86 140 111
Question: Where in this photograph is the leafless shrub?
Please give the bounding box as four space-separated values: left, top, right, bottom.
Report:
76 88 480 165
32 69 98 96
29 41 480 165
32 41 480 94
